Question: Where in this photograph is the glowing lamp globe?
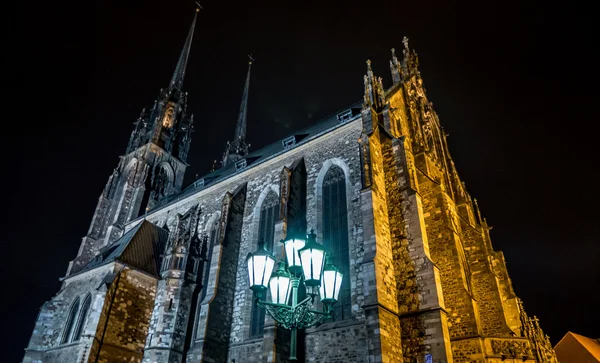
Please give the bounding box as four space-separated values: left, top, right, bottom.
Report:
281 236 306 274
269 261 292 305
246 242 275 294
298 230 325 287
319 257 343 305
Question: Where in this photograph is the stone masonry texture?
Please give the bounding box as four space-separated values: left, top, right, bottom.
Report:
23 39 559 363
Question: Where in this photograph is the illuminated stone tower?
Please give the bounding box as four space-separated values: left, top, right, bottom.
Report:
68 10 198 275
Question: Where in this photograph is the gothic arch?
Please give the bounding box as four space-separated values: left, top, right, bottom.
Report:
73 293 92 341
314 158 355 321
250 184 279 251
153 162 175 197
246 184 280 339
314 158 353 244
61 296 80 344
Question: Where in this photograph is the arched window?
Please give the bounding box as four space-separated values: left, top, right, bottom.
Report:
259 192 279 252
154 166 170 198
250 191 280 337
322 166 351 321
73 294 92 341
61 297 80 344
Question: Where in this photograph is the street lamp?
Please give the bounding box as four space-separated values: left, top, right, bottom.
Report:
246 230 343 361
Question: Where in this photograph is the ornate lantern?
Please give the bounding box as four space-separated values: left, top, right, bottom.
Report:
269 261 292 305
281 235 306 274
246 241 275 294
319 256 343 305
298 230 325 287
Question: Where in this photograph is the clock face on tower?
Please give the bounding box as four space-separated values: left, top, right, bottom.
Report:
162 106 175 128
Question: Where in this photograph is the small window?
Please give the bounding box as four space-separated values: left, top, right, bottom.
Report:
235 159 247 170
282 135 296 149
193 258 199 274
174 256 185 270
336 109 353 123
194 179 205 188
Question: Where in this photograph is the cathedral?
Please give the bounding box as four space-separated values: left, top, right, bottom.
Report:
23 8 559 363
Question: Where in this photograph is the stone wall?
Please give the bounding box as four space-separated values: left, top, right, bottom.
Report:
23 265 113 363
89 267 157 363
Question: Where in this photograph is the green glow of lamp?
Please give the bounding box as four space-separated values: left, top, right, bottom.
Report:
269 261 292 305
281 234 306 274
319 256 343 305
298 230 325 287
246 241 276 295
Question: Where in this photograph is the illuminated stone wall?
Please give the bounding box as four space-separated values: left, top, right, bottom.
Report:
23 265 113 363
24 41 558 363
89 268 157 363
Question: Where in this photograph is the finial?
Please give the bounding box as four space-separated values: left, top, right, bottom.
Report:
248 54 255 64
195 1 202 11
403 36 410 51
391 48 396 58
366 59 372 69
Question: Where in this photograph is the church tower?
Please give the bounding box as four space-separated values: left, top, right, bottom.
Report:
68 10 199 275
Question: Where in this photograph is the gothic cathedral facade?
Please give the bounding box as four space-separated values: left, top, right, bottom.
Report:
23 10 558 363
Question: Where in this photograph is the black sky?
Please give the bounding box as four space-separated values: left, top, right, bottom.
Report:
5 0 599 361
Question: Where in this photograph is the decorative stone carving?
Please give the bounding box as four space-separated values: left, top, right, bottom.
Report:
219 192 233 246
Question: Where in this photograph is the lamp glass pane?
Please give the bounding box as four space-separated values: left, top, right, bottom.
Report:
284 238 305 268
249 254 275 289
320 269 336 300
247 257 254 286
269 275 291 304
333 271 343 301
253 255 265 287
263 257 275 287
300 248 324 282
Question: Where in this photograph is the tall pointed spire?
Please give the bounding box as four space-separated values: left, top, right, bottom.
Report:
169 7 199 90
234 55 253 143
221 56 253 168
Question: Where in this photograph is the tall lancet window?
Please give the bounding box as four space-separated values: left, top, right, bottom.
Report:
61 297 80 344
73 294 92 341
250 191 280 337
322 166 351 321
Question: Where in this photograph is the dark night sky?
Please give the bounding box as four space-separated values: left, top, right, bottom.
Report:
5 0 599 361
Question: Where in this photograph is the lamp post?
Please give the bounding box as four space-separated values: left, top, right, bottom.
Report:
246 230 343 361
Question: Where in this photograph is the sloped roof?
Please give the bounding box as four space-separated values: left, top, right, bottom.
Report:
555 331 600 363
157 102 363 207
78 220 168 277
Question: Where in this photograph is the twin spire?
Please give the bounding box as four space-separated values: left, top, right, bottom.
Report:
221 56 253 168
165 6 253 169
169 7 200 91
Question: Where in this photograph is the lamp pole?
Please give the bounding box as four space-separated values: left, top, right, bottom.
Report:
289 278 300 360
247 230 343 361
